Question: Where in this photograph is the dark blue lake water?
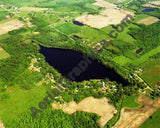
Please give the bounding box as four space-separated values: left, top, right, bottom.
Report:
142 9 154 12
73 21 84 26
39 45 129 85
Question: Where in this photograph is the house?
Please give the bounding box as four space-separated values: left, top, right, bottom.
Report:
6 15 11 18
0 4 4 7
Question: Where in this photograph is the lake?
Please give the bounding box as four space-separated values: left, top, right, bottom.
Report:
39 45 129 85
142 9 154 12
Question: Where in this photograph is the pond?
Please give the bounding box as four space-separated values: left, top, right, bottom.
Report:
136 48 143 54
73 21 84 26
73 35 82 39
39 45 129 85
142 9 154 12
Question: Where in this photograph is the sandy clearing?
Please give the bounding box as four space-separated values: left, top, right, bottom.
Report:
75 9 135 28
0 121 4 128
75 15 111 28
149 1 160 5
19 7 48 12
142 3 160 9
0 20 25 35
52 96 117 127
137 16 159 25
93 0 117 8
113 95 160 128
29 58 41 72
0 47 3 51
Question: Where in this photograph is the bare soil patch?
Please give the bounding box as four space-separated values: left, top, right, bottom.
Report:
52 96 117 127
0 121 5 128
29 58 41 72
137 16 159 25
19 7 48 12
75 9 135 28
113 95 160 128
93 0 117 8
149 1 160 5
0 20 25 35
0 47 3 51
142 3 160 9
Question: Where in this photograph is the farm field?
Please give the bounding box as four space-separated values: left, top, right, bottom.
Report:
139 107 160 128
55 23 81 35
77 26 109 42
137 16 159 25
141 59 160 87
52 96 117 127
113 95 160 128
0 20 25 35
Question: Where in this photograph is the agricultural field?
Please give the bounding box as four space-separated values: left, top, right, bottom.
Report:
141 59 160 87
0 20 25 35
55 23 81 35
139 107 160 128
137 16 159 25
0 0 160 127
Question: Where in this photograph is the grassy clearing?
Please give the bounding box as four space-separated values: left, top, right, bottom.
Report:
139 107 160 128
0 85 48 122
112 55 131 66
55 23 81 35
122 94 142 109
0 49 10 60
133 14 150 22
141 59 160 87
133 46 160 66
77 26 109 42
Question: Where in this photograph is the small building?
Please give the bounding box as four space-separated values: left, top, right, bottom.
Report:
6 15 11 18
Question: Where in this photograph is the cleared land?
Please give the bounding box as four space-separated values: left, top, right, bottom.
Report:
149 1 160 5
0 47 10 60
0 20 25 35
142 4 160 9
75 9 135 29
19 7 48 12
139 108 160 128
93 0 117 8
113 95 160 128
52 96 117 128
0 121 4 128
137 16 159 25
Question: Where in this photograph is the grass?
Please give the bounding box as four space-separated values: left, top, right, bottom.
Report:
0 49 10 60
122 94 142 109
139 107 160 128
112 55 131 66
0 10 10 21
132 46 160 66
133 14 150 22
0 85 48 122
56 23 81 35
78 26 109 42
141 58 160 87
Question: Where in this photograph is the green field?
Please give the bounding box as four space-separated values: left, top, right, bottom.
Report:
122 94 142 109
112 55 131 66
141 59 160 87
0 11 10 21
56 23 81 35
133 46 160 66
78 26 109 42
139 107 160 128
0 49 10 60
133 14 150 22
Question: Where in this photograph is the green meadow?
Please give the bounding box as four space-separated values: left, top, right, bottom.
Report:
122 94 142 109
0 49 10 60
